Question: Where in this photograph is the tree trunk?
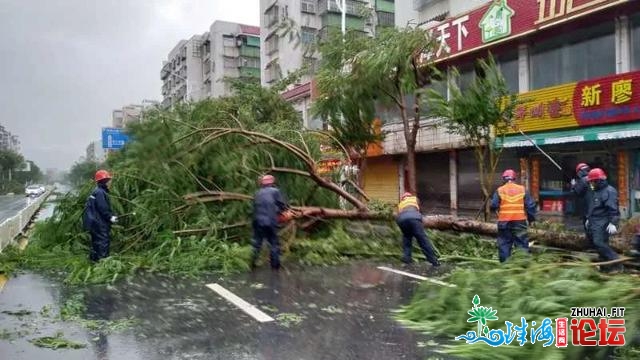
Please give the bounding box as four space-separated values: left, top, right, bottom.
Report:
405 145 417 193
357 154 367 190
287 208 632 253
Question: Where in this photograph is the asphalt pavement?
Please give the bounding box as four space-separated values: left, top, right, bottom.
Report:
0 262 456 360
0 194 32 223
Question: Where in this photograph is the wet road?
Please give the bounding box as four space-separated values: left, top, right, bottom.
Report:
0 195 32 223
0 262 456 360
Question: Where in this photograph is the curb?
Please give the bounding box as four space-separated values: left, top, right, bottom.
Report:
0 274 7 293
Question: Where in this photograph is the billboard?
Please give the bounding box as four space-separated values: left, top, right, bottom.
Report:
420 0 629 63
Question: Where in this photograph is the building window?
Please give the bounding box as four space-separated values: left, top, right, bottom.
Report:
530 22 615 90
302 0 316 14
377 11 394 27
321 0 362 16
223 57 236 68
632 14 640 70
301 27 317 45
456 66 476 93
303 57 319 73
265 62 282 83
265 5 279 27
265 34 279 54
223 35 236 47
496 51 519 94
453 52 517 94
240 57 260 68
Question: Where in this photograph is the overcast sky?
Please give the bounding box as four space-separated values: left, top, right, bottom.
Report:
0 0 259 171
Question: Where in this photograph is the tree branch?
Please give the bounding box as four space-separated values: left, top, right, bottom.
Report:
269 167 312 177
196 127 368 211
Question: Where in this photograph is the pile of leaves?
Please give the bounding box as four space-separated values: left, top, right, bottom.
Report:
395 253 640 359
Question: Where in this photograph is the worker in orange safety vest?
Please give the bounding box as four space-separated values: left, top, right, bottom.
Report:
489 169 537 263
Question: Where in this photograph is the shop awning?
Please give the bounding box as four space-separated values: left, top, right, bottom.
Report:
497 122 640 148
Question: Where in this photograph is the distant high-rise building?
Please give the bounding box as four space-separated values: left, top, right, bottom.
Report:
160 20 261 109
85 140 106 163
112 109 124 128
0 124 20 152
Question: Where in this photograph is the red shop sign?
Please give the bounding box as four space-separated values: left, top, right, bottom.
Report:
420 0 628 62
573 71 640 126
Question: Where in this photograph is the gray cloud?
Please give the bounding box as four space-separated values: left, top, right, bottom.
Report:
0 0 258 171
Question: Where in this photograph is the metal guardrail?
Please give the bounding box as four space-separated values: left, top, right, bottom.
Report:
0 190 52 252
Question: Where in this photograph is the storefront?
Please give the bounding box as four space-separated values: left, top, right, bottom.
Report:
498 70 640 219
456 148 522 216
362 155 400 204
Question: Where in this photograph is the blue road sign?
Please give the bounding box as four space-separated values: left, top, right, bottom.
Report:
102 127 130 150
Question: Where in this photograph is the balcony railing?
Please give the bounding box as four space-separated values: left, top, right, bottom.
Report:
318 0 366 17
239 46 260 58
239 67 261 78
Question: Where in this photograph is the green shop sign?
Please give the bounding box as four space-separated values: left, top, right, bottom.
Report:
497 123 640 148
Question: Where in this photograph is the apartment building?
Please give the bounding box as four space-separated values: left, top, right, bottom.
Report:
0 124 20 152
366 0 640 221
260 0 395 129
161 21 261 109
112 106 144 128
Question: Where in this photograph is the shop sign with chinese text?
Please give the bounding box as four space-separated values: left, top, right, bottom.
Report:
420 0 628 63
506 70 640 134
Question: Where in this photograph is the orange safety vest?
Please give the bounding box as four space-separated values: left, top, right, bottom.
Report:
398 196 420 212
497 182 527 221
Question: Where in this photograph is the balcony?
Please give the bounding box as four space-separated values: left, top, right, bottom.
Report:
321 13 366 31
223 47 239 58
162 83 171 96
239 45 260 58
376 0 394 13
318 0 367 17
239 67 261 78
161 62 171 80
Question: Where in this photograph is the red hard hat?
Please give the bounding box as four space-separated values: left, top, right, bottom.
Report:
576 163 589 173
401 192 413 200
260 174 275 186
95 170 112 182
587 168 607 181
502 169 517 180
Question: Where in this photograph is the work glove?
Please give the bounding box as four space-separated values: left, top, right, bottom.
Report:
571 179 576 186
110 216 118 224
606 223 617 235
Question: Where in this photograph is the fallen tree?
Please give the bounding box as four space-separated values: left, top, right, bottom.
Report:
0 83 633 285
182 190 633 253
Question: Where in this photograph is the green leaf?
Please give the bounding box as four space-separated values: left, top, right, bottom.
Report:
473 294 480 306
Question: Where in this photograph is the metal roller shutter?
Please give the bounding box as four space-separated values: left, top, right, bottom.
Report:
363 157 399 204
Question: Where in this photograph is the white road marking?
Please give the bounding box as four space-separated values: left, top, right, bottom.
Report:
377 266 457 288
206 283 275 323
